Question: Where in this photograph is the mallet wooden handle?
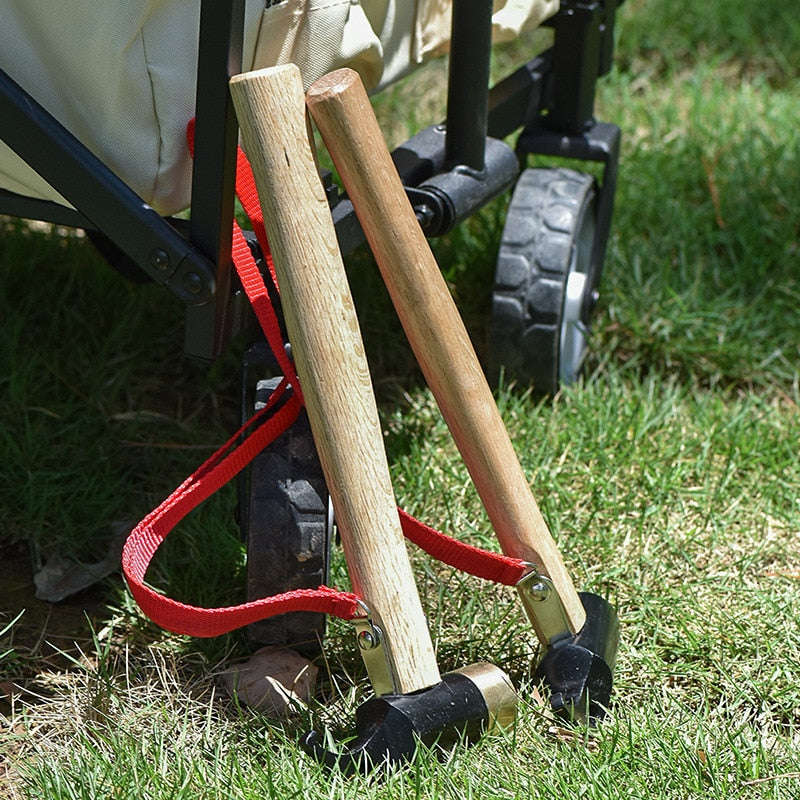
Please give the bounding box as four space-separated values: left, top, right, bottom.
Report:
306 68 586 637
230 65 440 694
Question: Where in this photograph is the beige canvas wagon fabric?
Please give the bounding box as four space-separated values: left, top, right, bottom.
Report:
413 0 557 63
0 0 557 216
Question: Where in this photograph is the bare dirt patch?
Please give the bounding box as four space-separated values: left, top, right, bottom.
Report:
1 543 115 712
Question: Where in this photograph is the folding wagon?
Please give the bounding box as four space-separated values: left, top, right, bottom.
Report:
1 0 623 768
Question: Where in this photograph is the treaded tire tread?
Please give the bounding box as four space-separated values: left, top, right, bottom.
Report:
488 167 597 394
245 378 329 658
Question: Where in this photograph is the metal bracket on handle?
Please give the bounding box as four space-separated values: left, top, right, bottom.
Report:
516 567 575 646
352 602 398 697
517 570 620 722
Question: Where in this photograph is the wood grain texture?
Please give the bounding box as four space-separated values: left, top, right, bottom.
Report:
230 64 440 693
306 67 586 638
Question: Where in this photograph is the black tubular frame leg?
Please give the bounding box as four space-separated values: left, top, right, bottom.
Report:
184 0 245 360
445 0 493 172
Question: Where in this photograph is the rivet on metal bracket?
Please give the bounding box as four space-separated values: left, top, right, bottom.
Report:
515 567 575 646
352 603 398 698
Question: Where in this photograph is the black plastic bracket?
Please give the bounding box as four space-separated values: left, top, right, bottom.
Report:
330 124 519 247
541 0 621 135
407 135 520 237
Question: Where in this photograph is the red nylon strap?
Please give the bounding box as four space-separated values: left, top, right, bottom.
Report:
231 136 271 263
399 510 528 586
121 125 530 638
186 120 300 398
122 384 364 636
121 126 356 633
230 224 302 404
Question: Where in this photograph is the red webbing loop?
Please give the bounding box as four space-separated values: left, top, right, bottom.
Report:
120 125 356 637
121 125 531 639
122 384 363 636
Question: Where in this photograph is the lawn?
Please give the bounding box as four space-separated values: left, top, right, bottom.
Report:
2 0 800 797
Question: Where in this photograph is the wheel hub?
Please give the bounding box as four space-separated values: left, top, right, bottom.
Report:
559 269 588 386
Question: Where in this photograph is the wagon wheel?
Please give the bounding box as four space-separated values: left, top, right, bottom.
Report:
487 167 598 395
244 378 332 658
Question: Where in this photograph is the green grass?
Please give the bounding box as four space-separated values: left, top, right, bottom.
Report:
3 0 800 796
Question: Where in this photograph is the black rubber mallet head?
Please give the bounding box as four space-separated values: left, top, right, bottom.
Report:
534 592 619 722
303 662 518 772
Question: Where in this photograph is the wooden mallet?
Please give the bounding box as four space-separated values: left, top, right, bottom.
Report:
229 66 518 764
230 64 439 696
306 68 587 641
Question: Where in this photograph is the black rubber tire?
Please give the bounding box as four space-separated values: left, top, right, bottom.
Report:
244 378 331 658
488 167 598 394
